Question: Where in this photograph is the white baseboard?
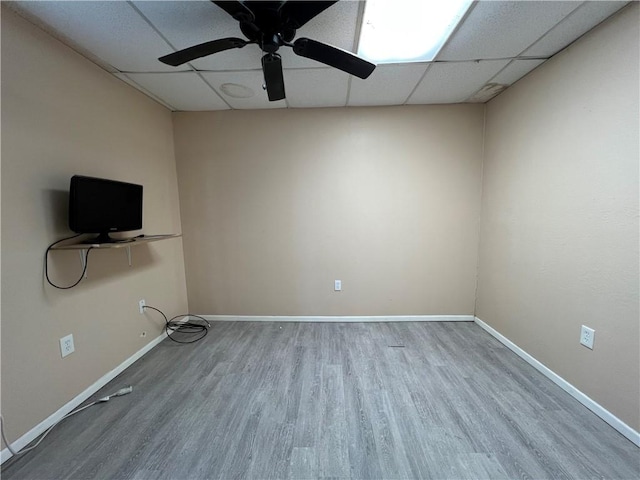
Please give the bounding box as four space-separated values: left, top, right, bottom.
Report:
200 314 474 323
9 316 632 465
474 317 640 447
1 330 168 464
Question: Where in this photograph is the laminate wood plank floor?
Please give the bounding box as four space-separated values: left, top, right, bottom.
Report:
2 322 639 479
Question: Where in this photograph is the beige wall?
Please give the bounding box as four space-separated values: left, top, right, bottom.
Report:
1 7 188 445
2 0 637 452
476 4 639 430
173 106 484 316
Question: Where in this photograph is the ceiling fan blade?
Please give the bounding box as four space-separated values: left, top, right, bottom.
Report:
262 53 285 101
292 38 376 79
159 38 248 66
211 1 255 22
279 1 338 29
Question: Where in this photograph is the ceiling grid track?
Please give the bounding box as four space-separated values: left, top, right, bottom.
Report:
8 0 631 111
465 1 587 103
126 0 233 110
401 0 480 105
345 0 367 107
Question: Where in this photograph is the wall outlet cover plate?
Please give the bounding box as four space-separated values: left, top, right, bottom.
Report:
60 334 75 358
580 325 595 349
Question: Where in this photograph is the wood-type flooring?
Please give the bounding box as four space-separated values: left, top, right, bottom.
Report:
2 321 639 479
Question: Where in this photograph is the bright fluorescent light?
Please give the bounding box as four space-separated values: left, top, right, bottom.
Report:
358 0 473 64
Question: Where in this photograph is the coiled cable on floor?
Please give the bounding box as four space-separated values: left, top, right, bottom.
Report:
142 305 210 344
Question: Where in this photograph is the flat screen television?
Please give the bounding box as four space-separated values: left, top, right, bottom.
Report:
69 175 143 243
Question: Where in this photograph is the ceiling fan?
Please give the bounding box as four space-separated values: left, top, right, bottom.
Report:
158 1 376 101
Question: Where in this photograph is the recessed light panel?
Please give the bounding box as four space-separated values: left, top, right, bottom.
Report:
358 0 473 64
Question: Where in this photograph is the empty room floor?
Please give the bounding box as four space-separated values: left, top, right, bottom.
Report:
2 322 639 479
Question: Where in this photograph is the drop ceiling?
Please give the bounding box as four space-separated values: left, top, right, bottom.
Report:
9 1 630 111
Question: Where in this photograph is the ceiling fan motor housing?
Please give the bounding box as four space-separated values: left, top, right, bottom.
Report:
158 1 376 101
239 2 296 53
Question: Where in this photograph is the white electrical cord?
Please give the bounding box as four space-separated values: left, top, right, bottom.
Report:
1 386 133 457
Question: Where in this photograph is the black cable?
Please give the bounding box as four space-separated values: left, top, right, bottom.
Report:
45 234 93 289
142 305 209 344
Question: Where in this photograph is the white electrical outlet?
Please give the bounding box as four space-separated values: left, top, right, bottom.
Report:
138 299 146 314
334 280 342 291
580 325 595 349
60 334 75 358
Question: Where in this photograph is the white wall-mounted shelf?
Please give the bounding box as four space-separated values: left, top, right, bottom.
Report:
50 234 181 277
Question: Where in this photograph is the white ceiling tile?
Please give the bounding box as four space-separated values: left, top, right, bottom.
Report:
192 46 265 72
14 1 175 72
408 60 509 104
200 71 286 109
466 83 508 103
490 59 546 86
348 64 427 107
11 0 629 110
465 58 546 103
523 2 629 57
125 72 230 111
133 0 243 49
134 0 359 71
284 69 349 108
287 0 360 68
438 1 580 60
132 0 262 71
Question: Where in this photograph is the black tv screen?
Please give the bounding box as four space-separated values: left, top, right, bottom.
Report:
69 175 143 243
